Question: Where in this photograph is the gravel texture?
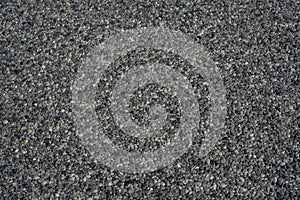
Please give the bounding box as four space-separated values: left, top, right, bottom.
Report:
1 0 299 199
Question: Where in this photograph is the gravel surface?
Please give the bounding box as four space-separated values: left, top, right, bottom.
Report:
1 0 299 199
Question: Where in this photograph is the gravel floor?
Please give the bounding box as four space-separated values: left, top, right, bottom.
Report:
1 0 299 199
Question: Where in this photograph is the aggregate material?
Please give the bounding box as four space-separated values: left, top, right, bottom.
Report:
0 0 299 199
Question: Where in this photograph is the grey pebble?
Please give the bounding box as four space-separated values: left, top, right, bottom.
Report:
1 0 298 199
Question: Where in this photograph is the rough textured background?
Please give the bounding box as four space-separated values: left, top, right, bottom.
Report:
1 0 299 199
